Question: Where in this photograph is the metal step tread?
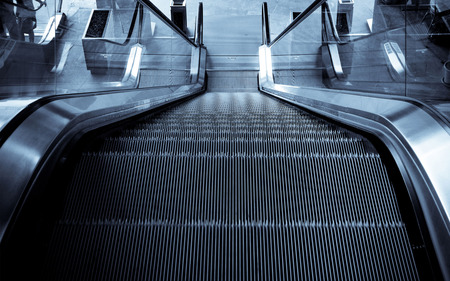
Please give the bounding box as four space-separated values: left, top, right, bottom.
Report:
40 91 419 281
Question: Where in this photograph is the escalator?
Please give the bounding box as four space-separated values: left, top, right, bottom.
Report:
0 90 440 280
0 0 448 280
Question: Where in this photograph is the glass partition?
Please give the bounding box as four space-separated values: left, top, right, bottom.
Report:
404 0 450 101
138 1 193 88
267 0 450 111
323 0 450 99
0 0 196 97
323 0 408 95
270 8 325 88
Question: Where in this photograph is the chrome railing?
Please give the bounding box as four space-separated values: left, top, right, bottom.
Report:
266 0 326 47
261 2 270 45
138 0 197 47
194 2 203 46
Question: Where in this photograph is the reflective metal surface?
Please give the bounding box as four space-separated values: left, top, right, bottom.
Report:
38 13 66 45
0 98 39 131
120 43 145 86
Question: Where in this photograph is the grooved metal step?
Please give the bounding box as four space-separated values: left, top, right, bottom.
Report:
42 92 419 281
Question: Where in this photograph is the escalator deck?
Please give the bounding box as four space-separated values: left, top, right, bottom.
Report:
40 92 420 280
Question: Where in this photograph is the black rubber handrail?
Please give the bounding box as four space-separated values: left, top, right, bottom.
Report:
262 2 270 45
322 8 406 46
268 0 326 47
137 2 144 44
322 2 342 44
266 0 403 48
57 0 62 13
260 0 344 48
94 1 141 47
194 2 203 46
138 0 197 47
